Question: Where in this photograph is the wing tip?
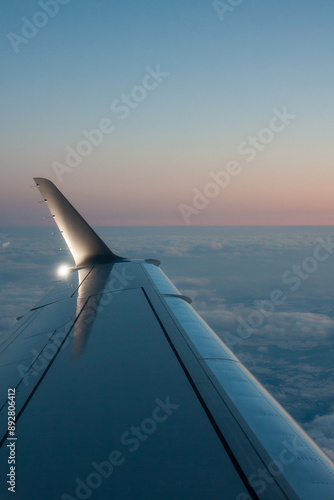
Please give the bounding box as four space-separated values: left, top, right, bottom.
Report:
33 177 126 266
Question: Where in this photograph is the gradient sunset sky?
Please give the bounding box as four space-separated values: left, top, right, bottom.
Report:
1 0 334 226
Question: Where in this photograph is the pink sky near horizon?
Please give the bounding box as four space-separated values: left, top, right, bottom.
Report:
1 170 334 227
1 142 334 227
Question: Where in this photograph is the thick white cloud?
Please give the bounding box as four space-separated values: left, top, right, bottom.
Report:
304 409 334 462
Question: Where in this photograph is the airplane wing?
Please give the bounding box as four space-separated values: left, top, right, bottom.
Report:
0 178 334 500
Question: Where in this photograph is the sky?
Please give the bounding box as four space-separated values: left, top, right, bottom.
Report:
1 0 334 226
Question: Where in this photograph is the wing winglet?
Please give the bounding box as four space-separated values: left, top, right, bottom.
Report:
34 178 124 266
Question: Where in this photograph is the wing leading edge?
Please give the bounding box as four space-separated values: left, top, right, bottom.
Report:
0 179 333 500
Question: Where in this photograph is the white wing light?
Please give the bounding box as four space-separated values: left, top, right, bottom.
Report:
57 265 70 277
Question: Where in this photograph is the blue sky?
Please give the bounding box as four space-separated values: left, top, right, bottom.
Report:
1 0 334 224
